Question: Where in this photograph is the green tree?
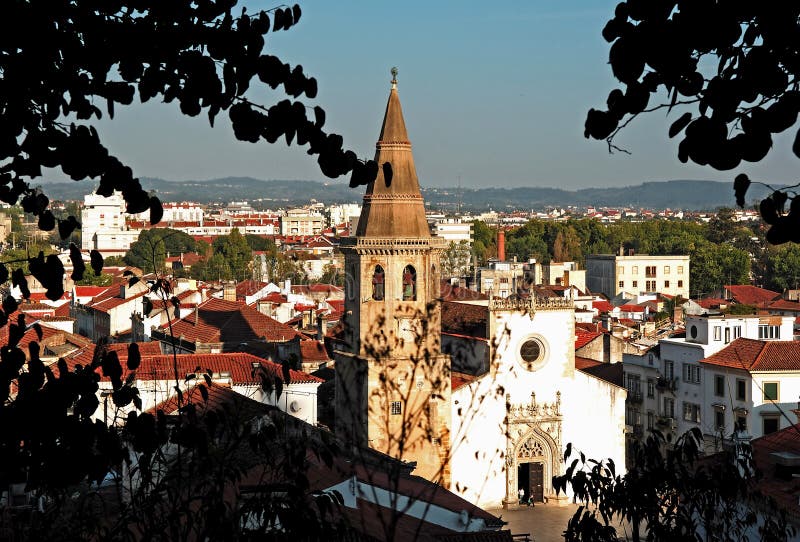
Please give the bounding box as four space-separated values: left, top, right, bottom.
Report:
690 242 749 297
245 234 277 253
764 244 800 291
213 228 252 281
470 220 496 265
125 228 196 273
441 240 472 277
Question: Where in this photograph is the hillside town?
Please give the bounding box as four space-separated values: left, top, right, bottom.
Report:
3 80 800 540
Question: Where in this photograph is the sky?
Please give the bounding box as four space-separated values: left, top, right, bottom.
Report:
73 1 800 191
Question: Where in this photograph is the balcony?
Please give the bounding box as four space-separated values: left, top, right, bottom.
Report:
656 377 678 392
626 389 643 403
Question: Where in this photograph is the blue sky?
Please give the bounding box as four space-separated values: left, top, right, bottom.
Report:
81 1 799 191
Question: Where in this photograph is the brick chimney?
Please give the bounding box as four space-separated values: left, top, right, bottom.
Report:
497 230 506 262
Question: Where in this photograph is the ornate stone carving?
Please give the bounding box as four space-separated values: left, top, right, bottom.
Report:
489 296 573 312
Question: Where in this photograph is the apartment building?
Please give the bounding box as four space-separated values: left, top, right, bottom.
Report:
586 252 690 299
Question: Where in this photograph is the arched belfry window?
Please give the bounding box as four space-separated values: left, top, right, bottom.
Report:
372 265 385 301
402 265 417 301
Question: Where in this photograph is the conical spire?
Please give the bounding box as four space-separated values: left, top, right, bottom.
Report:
355 69 431 238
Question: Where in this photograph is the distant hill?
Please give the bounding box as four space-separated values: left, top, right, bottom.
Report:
33 177 767 211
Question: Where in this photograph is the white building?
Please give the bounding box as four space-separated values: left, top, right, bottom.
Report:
432 218 473 244
161 202 204 223
326 203 361 228
281 209 325 236
586 253 690 299
646 314 794 448
81 191 143 255
445 296 627 508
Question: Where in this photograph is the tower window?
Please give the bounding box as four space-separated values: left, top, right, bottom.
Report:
402 265 417 301
390 401 402 415
372 265 385 301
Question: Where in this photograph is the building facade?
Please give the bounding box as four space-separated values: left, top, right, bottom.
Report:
586 253 690 299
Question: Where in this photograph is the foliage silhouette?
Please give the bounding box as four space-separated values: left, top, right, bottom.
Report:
587 3 800 243
555 428 795 542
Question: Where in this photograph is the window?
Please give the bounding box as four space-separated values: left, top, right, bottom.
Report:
646 280 656 291
714 375 725 397
733 326 742 339
626 406 641 426
664 397 675 418
618 266 624 275
664 280 670 288
736 414 748 431
402 265 417 301
763 416 780 435
763 382 779 401
736 379 746 401
647 379 655 398
664 266 671 274
759 325 780 339
724 327 731 343
682 363 701 384
390 401 402 415
627 374 642 396
677 266 684 274
647 411 654 430
683 402 701 423
632 266 639 274
645 265 656 277
715 410 725 430
632 280 638 287
619 280 624 288
713 326 721 341
371 265 385 301
499 277 509 283
677 280 683 288
664 360 674 380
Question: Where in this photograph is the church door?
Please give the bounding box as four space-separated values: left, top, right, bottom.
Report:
529 462 544 502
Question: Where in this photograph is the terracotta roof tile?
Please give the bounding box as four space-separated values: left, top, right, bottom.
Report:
440 280 489 302
575 330 602 350
725 284 781 306
160 297 302 344
769 299 800 312
441 302 487 338
299 340 331 363
701 338 800 372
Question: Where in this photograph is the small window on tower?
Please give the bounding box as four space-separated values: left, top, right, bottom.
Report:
390 401 402 415
372 265 385 301
402 265 417 301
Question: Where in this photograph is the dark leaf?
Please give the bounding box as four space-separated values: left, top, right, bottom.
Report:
668 112 692 138
90 250 104 276
734 173 751 208
127 343 141 371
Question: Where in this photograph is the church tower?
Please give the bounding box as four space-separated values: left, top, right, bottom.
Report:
335 70 451 483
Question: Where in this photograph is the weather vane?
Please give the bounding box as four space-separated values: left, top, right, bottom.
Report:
391 66 398 83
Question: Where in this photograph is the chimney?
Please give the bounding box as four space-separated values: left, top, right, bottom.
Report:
563 270 570 287
317 314 325 340
497 230 506 262
223 282 236 302
619 245 624 256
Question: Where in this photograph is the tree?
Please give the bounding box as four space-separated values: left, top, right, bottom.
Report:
441 240 472 278
244 234 277 253
764 244 800 291
125 228 195 273
586 3 800 243
213 228 252 281
555 430 795 541
690 241 750 297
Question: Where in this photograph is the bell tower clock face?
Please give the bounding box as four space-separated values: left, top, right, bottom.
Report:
517 335 548 372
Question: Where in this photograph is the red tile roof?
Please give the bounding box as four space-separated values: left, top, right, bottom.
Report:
725 284 781 306
575 330 603 350
64 350 321 385
235 280 269 298
769 299 800 312
299 340 330 363
442 302 487 338
618 304 646 312
748 423 800 517
160 297 302 344
592 300 614 313
701 338 800 372
697 297 729 309
440 280 489 302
